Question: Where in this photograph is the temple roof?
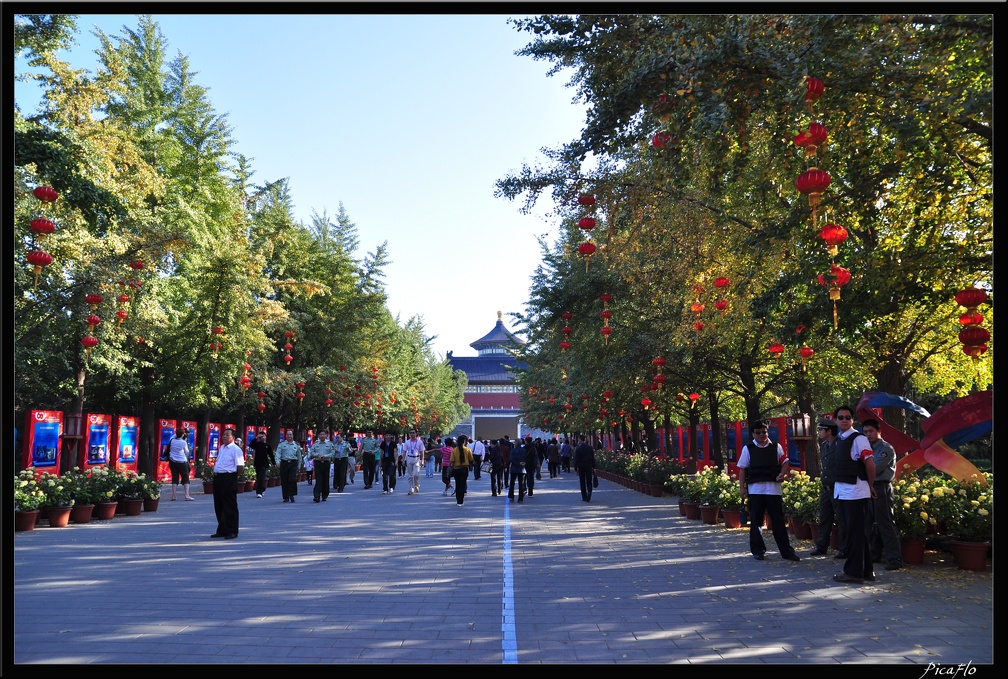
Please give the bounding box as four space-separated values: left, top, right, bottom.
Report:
470 311 526 352
448 355 524 383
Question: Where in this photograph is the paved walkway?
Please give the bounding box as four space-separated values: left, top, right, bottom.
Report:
13 469 994 667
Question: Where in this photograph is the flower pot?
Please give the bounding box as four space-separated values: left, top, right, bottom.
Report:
901 538 926 566
700 505 720 525
71 504 95 524
650 483 664 497
143 497 160 512
807 521 819 544
46 506 73 527
792 520 812 540
203 481 214 494
683 501 702 520
721 508 742 529
677 499 686 517
244 480 255 492
94 502 118 520
120 498 143 516
15 510 40 532
949 540 989 572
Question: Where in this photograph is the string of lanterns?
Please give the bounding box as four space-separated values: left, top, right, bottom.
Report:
27 185 58 290
576 192 598 271
600 293 613 344
955 286 990 361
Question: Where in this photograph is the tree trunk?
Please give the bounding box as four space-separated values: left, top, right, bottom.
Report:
873 360 909 432
708 391 724 469
687 407 699 473
740 356 761 424
137 366 157 478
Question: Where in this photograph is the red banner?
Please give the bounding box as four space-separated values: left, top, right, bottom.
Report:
82 413 112 469
114 415 139 472
22 410 63 471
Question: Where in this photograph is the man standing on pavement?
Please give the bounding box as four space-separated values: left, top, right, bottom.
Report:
737 420 801 563
487 438 504 497
249 429 273 498
560 437 573 473
380 433 398 494
332 432 352 493
400 430 425 495
524 435 538 497
831 405 877 584
507 436 528 503
345 434 357 486
274 429 303 504
308 430 336 502
470 436 485 480
573 434 595 502
810 417 846 556
500 435 512 489
863 418 903 571
211 428 244 539
359 429 380 489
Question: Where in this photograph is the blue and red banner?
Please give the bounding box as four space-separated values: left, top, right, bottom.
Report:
114 415 139 472
82 413 112 469
21 410 63 471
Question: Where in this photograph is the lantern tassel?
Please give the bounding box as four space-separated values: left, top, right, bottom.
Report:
833 301 838 330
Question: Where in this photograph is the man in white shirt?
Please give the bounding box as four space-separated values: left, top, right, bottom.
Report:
831 405 877 584
737 420 800 563
211 428 245 539
470 437 486 480
400 431 425 495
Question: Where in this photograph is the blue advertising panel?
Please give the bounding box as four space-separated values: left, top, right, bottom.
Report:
726 425 737 462
22 410 63 470
115 415 139 471
181 420 197 462
207 422 221 462
156 418 176 482
84 413 112 468
786 423 802 467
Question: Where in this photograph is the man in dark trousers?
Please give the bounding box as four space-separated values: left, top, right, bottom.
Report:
248 429 273 498
508 436 529 503
573 434 596 502
524 435 539 497
737 420 800 563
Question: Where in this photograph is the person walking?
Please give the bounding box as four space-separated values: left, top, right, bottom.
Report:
380 434 398 494
450 435 474 506
359 430 380 489
248 430 273 498
559 437 573 473
167 426 194 501
500 435 512 490
345 434 357 486
274 429 303 503
487 438 504 497
400 430 425 495
810 417 845 556
863 418 904 571
831 405 878 584
573 434 595 502
737 420 801 563
547 437 560 478
210 428 244 539
425 435 440 478
308 430 336 502
440 437 455 496
470 436 485 480
332 433 351 493
508 437 528 503
523 435 539 497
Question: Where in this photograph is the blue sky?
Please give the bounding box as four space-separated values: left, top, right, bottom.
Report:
14 12 588 358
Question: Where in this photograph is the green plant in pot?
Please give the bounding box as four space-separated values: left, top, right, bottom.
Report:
14 470 45 512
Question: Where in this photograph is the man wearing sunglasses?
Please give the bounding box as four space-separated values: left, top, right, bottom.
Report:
831 405 877 584
738 420 800 563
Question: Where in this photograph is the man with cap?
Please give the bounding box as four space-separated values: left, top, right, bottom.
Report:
358 429 380 489
810 416 846 556
737 420 801 562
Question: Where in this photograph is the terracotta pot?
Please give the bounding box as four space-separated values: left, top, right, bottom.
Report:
683 501 701 520
792 520 813 540
650 483 664 497
46 506 73 527
120 498 143 516
71 503 95 524
143 497 159 512
236 482 245 493
677 499 686 517
244 480 255 492
808 521 820 544
203 481 214 494
700 505 720 525
901 538 926 566
94 502 118 520
722 508 742 529
949 540 989 572
15 510 40 532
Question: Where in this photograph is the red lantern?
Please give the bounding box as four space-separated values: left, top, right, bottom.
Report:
578 194 596 206
690 301 705 315
284 330 295 340
325 398 333 408
799 344 815 371
284 354 293 365
768 342 785 362
819 222 848 257
578 216 596 231
116 309 129 325
129 259 144 271
30 217 55 237
559 340 570 353
599 309 613 323
796 168 831 217
577 241 596 271
959 326 990 347
81 334 99 361
85 293 104 310
561 325 572 336
688 392 701 404
713 277 730 289
676 393 685 403
651 131 672 149
600 325 613 345
955 287 988 310
33 185 59 202
958 312 984 326
86 313 101 329
26 249 52 289
654 374 667 388
641 397 652 410
818 264 852 329
257 403 267 413
693 321 705 331
564 402 573 411
561 311 572 321
257 391 266 400
284 342 293 352
715 299 729 312
119 293 130 305
963 344 988 359
794 122 828 159
804 76 825 105
602 390 613 402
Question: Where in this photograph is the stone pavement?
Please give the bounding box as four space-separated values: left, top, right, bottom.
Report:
12 468 994 669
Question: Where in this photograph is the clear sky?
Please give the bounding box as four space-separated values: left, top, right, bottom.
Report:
14 11 588 358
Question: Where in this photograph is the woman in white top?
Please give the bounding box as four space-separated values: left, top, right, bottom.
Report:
167 427 194 501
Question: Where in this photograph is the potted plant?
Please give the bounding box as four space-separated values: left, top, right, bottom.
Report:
37 470 76 527
115 469 146 515
945 473 992 571
781 471 818 539
680 475 702 519
196 459 215 494
242 464 257 492
66 467 99 524
142 476 162 511
90 466 123 519
891 475 935 564
14 470 45 531
694 466 725 524
714 470 745 528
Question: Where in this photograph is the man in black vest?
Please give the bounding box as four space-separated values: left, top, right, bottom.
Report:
737 420 800 562
831 405 877 584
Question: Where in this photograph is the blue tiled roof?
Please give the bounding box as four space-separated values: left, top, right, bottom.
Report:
448 355 525 383
471 319 525 350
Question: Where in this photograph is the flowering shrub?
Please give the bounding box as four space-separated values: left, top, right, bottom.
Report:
195 459 215 482
626 453 680 484
781 471 819 523
914 471 958 529
714 470 744 510
142 475 162 500
88 466 123 503
694 466 726 506
14 470 45 512
66 467 102 505
947 473 993 543
37 471 75 508
891 476 937 540
666 473 692 497
116 469 146 500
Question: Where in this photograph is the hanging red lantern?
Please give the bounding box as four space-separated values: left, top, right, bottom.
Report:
768 342 785 362
654 374 667 388
955 287 988 310
86 313 101 330
577 241 596 271
819 222 848 257
676 393 685 403
688 392 701 405
85 293 104 310
713 276 730 289
129 259 144 271
599 309 612 324
33 185 59 202
799 344 815 371
818 264 852 329
715 298 729 312
958 311 984 326
325 398 333 408
257 391 266 400
257 403 267 413
559 340 570 353
81 334 99 361
602 390 613 402
283 354 293 365
298 391 306 405
561 325 572 336
26 250 52 289
693 321 705 332
578 194 596 206
652 356 666 369
561 311 572 321
284 342 293 352
564 402 573 411
651 131 672 149
600 325 613 344
690 300 705 315
600 293 612 304
959 326 990 346
641 397 652 410
578 216 596 231
793 122 828 160
116 309 129 325
119 293 130 306
804 76 825 106
30 217 55 238
796 168 831 221
240 375 252 392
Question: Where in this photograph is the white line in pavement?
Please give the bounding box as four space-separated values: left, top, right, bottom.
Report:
502 495 518 664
